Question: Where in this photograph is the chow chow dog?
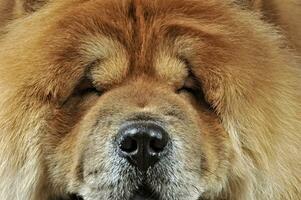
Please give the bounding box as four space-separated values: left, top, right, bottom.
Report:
0 0 300 200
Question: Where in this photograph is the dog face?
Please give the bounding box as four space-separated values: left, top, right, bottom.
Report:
38 1 237 199
2 0 295 200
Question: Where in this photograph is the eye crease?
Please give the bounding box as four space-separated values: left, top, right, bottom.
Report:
176 75 197 94
175 57 198 93
75 78 101 96
176 73 212 111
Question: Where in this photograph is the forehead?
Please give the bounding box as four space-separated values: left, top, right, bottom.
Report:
44 0 230 89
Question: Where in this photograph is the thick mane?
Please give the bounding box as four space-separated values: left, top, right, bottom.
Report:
0 0 300 200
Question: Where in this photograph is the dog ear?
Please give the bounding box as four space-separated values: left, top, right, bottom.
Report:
15 0 48 15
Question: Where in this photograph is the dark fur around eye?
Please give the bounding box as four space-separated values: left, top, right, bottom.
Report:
74 78 101 96
59 77 101 107
176 68 212 111
178 85 212 111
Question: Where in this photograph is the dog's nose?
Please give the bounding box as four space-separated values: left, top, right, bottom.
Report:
117 122 169 171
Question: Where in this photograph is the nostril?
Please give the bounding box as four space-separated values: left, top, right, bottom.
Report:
120 136 138 153
150 138 166 153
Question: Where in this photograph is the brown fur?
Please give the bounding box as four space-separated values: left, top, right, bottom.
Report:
260 0 301 52
0 0 300 200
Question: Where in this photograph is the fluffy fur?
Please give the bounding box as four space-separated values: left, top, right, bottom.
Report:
0 0 300 200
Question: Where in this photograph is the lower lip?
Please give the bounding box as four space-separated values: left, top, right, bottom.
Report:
69 194 83 200
69 186 158 200
131 194 155 200
130 186 158 200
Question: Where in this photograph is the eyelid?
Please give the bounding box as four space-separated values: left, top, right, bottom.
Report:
57 75 99 108
178 57 196 86
77 78 94 91
183 76 196 89
72 75 102 97
177 72 198 92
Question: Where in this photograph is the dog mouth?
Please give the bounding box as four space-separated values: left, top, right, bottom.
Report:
130 185 159 200
68 194 83 200
68 185 159 200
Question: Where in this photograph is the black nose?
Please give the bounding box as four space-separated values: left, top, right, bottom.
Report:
117 122 169 171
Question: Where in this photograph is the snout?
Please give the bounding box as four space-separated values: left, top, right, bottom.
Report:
72 85 206 200
117 121 170 171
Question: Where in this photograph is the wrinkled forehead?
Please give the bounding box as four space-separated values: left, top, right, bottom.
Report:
36 0 232 101
47 0 227 72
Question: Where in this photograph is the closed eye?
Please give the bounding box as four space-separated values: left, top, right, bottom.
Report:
75 78 101 96
176 75 197 94
59 77 102 108
177 73 212 111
